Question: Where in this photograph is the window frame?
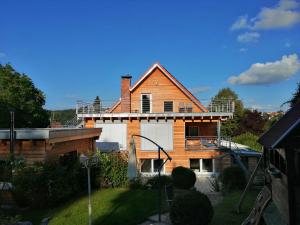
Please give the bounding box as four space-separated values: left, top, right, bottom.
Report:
164 101 173 112
141 94 152 113
189 158 215 174
140 158 165 174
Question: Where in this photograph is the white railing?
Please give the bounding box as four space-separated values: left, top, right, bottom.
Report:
207 99 235 113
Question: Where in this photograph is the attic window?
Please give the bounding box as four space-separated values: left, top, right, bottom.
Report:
164 101 173 112
141 94 151 113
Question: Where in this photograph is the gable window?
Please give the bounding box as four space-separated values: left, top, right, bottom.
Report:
141 94 151 113
164 101 173 112
140 159 164 173
179 102 193 113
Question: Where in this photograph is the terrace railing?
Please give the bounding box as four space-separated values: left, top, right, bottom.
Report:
76 98 235 115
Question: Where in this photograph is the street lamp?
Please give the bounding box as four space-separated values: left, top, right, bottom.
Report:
80 154 99 225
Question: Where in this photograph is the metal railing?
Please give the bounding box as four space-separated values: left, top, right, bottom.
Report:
207 99 235 113
76 98 235 115
185 136 221 150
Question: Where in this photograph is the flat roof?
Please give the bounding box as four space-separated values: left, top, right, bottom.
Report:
0 128 101 142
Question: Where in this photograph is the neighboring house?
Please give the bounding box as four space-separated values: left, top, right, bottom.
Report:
0 128 101 163
256 102 300 225
77 63 246 175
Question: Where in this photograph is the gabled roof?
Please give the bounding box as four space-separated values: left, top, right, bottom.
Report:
258 102 300 149
130 62 208 112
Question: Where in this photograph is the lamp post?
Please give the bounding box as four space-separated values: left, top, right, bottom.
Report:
80 154 99 225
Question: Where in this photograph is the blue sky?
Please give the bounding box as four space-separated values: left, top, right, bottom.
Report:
1 0 300 111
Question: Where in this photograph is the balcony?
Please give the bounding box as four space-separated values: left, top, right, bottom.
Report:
185 136 220 150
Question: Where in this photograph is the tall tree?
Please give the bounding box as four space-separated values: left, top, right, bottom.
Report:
0 64 49 128
238 109 267 135
93 96 101 113
286 82 300 108
211 88 244 136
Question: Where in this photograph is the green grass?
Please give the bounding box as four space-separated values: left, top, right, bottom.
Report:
211 190 259 225
9 188 160 225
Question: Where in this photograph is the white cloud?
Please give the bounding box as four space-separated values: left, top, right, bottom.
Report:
239 48 248 52
230 15 251 30
0 52 6 58
228 54 300 85
237 32 260 43
231 0 300 31
190 86 210 94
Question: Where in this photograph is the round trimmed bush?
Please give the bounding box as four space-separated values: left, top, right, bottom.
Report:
170 190 213 225
220 166 246 191
171 166 196 189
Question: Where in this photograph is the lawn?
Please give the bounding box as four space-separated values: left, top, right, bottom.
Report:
4 188 259 225
9 188 160 225
211 190 259 225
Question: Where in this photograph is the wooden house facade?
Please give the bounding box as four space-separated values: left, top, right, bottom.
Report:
77 63 236 175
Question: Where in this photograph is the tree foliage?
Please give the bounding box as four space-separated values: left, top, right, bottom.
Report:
286 82 300 108
0 64 49 128
212 88 244 136
238 109 267 135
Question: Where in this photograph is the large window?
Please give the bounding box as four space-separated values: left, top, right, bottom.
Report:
164 101 173 112
186 126 199 137
189 158 214 173
140 121 173 151
141 94 151 113
140 159 164 173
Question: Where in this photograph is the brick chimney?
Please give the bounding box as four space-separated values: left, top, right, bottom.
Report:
121 75 132 112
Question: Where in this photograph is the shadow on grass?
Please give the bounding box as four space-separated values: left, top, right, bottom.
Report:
93 189 162 225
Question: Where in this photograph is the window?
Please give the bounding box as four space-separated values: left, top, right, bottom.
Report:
140 159 165 173
187 126 199 137
179 102 193 112
140 121 173 151
190 159 200 172
189 158 214 173
164 101 173 112
141 94 151 113
202 159 213 172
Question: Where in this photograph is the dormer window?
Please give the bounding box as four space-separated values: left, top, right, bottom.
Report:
141 94 151 113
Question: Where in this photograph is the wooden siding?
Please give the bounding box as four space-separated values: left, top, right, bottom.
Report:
133 119 221 173
0 138 96 164
130 68 203 113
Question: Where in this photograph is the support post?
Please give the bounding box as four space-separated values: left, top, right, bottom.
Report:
158 147 161 223
217 120 221 147
9 111 15 162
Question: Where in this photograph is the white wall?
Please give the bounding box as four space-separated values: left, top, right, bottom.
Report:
95 122 127 150
140 121 173 151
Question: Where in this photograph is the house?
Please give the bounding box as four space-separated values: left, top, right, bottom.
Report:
0 128 101 163
77 63 241 175
256 102 300 225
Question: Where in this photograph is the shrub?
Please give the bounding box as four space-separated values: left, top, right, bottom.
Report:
12 159 85 208
170 190 213 225
96 152 128 188
145 175 172 189
220 166 246 191
171 166 196 189
232 132 262 152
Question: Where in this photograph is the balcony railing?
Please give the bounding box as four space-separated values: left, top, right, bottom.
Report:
185 136 220 150
76 98 235 115
185 136 235 150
